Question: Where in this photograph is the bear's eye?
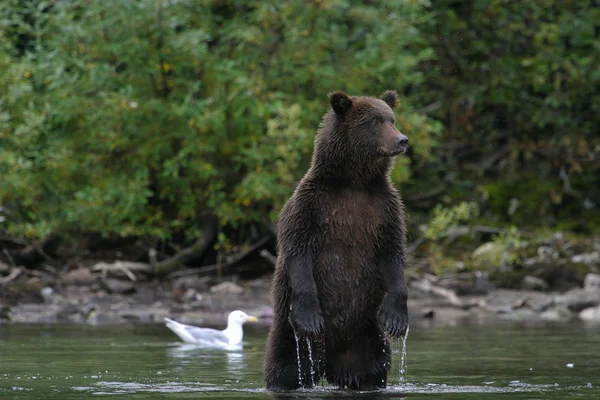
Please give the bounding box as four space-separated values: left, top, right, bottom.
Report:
372 118 381 126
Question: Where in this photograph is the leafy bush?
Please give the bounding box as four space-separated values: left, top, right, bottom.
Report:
414 0 600 232
423 201 479 241
471 227 525 271
1 0 598 269
0 0 440 247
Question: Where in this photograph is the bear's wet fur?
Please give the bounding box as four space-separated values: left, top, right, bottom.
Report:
264 90 409 391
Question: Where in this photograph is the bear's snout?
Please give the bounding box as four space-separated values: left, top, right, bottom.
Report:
397 135 408 148
393 134 409 154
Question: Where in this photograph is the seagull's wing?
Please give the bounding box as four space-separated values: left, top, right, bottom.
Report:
164 318 229 345
185 326 230 344
164 318 199 343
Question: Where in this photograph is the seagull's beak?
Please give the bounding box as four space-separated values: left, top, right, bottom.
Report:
247 316 258 323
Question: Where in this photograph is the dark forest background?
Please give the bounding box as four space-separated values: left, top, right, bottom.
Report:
1 0 598 283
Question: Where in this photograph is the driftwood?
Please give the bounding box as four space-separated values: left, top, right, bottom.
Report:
90 219 220 278
259 249 277 265
0 267 22 285
92 261 151 281
151 218 219 275
410 278 466 309
167 236 271 279
7 234 60 267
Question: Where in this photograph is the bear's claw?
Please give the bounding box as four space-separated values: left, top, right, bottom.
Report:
379 306 408 338
289 306 324 338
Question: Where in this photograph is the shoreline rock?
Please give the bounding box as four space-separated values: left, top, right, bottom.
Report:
2 277 600 328
1 250 599 327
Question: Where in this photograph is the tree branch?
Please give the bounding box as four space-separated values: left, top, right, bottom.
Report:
166 235 271 279
153 218 219 276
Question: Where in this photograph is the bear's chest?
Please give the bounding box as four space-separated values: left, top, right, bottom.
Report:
314 190 386 306
319 190 384 250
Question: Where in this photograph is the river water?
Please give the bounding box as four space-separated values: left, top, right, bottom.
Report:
1 320 598 399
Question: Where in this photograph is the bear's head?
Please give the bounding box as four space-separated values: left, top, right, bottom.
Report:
311 90 409 183
328 90 408 157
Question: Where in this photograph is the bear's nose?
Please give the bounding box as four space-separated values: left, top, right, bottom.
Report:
397 135 409 147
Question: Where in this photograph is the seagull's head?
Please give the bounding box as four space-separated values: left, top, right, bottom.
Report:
227 310 258 326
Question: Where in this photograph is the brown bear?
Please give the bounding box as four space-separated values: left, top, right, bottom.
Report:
263 90 409 391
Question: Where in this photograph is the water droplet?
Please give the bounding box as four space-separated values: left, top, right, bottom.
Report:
306 338 315 387
399 324 410 385
294 332 303 387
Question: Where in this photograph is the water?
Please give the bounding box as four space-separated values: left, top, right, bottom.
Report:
294 332 303 387
399 325 410 384
306 338 316 387
1 321 599 399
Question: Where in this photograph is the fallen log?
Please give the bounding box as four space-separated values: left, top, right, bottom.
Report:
166 236 272 279
151 218 219 275
92 261 150 281
10 234 61 267
90 219 220 278
0 267 22 285
410 278 466 309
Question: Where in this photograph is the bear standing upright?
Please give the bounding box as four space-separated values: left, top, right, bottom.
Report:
264 90 409 391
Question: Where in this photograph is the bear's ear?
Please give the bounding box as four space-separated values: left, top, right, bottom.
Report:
329 91 353 116
381 90 398 110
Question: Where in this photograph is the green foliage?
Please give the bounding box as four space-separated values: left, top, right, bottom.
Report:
423 201 479 241
422 201 479 275
0 0 598 261
236 103 314 223
413 0 600 232
0 0 439 244
470 227 525 271
412 0 600 278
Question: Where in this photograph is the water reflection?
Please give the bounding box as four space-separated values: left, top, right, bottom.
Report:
224 351 246 375
267 391 408 400
165 341 248 378
166 342 242 359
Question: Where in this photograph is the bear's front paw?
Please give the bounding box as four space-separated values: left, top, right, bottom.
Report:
289 303 324 339
379 302 408 338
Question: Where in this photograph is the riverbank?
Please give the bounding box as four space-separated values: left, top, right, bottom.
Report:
2 267 600 329
2 231 599 327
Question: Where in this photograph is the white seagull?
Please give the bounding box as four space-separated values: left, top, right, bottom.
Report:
164 310 258 348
